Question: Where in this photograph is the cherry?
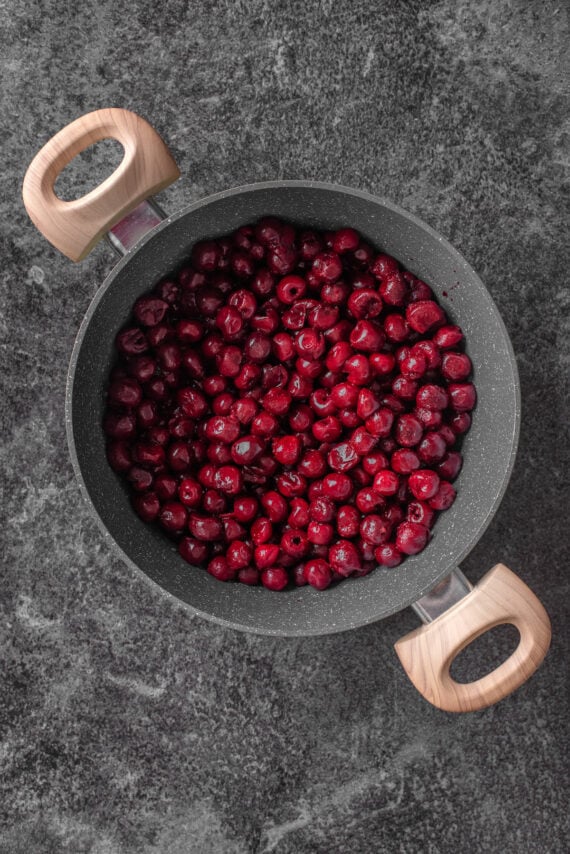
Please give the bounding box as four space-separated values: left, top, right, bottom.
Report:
327 442 359 472
395 521 429 555
392 376 419 400
134 296 169 327
179 536 209 565
272 332 295 361
255 543 281 569
429 481 456 510
244 332 271 363
251 411 279 437
260 490 288 523
108 378 142 408
191 240 220 271
322 473 353 501
262 387 292 416
361 451 389 476
415 407 443 430
313 251 343 282
433 325 463 349
408 469 440 501
417 432 447 463
250 267 276 297
349 319 384 353
407 500 435 529
238 567 260 586
116 327 149 355
365 408 394 438
128 355 157 383
207 556 236 581
276 275 307 303
360 514 391 545
295 329 325 360
384 314 409 343
344 354 372 385
391 448 420 474
159 502 187 532
395 414 423 447
132 492 160 522
255 217 284 246
400 352 427 380
154 473 178 501
411 340 441 370
331 382 359 409
215 465 243 495
449 411 472 434
303 559 332 590
375 543 402 567
276 471 307 498
106 440 132 472
312 416 343 443
416 384 449 411
230 250 255 279
261 567 289 590
336 505 361 537
328 540 362 576
373 469 400 496
379 273 408 307
178 387 208 419
215 305 243 339
188 514 223 541
370 253 399 280
281 529 310 558
226 540 253 571
406 300 445 333
308 303 339 331
272 435 302 466
437 452 463 481
134 443 165 468
223 517 247 541
251 517 273 544
267 244 298 276
332 228 359 254
178 477 202 507
205 416 241 444
231 435 265 465
326 341 353 372
369 352 396 375
449 383 477 411
441 352 472 381
217 345 243 377
349 427 377 457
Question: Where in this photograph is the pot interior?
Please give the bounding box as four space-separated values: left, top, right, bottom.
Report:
68 182 519 636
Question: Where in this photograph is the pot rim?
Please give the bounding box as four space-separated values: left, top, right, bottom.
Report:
65 179 521 636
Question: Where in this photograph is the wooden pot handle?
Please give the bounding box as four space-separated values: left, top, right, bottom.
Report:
394 564 551 713
22 108 180 262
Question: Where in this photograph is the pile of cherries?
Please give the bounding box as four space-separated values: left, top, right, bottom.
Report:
104 218 476 591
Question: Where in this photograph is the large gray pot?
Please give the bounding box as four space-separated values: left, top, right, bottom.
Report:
22 108 551 712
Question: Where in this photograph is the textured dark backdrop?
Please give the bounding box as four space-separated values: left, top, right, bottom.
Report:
1 1 569 852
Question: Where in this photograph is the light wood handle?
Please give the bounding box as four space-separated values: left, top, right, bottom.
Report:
22 108 180 261
395 563 551 713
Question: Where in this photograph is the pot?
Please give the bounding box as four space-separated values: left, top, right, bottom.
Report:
23 108 551 712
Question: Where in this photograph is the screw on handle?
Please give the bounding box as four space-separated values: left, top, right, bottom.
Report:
22 108 180 262
394 563 551 713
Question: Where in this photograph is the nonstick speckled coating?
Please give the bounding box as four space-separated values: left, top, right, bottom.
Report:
66 182 520 636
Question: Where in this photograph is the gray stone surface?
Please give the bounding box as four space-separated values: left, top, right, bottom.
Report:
1 1 569 852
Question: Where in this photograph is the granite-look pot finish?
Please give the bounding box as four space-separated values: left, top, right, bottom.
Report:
66 181 519 635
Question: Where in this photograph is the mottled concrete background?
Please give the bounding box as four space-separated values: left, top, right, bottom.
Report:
1 1 569 852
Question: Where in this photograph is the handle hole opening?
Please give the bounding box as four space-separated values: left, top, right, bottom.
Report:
55 138 124 201
450 623 520 684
